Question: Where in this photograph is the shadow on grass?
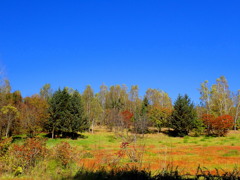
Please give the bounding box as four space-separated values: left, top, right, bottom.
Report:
44 132 88 140
12 136 25 143
161 130 181 137
63 166 240 180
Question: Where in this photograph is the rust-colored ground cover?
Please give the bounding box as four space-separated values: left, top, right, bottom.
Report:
73 129 240 175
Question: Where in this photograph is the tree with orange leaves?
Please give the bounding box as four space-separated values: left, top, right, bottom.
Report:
20 95 49 137
202 114 233 136
121 110 133 129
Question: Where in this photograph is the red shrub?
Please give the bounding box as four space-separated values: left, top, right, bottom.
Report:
202 114 215 126
212 115 234 136
202 114 233 136
121 110 134 129
10 138 47 170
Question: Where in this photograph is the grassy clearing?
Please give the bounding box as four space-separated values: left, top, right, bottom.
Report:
10 128 240 175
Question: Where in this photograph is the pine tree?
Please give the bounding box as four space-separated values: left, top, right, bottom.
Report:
48 88 70 138
47 88 87 138
63 90 87 138
170 94 198 136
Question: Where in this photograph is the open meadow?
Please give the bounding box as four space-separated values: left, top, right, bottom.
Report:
11 127 240 177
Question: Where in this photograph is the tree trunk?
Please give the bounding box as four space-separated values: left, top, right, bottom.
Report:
234 103 240 131
52 128 55 139
6 125 10 138
5 116 11 138
91 119 94 134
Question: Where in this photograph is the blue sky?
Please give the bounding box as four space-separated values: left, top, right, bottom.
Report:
0 0 239 103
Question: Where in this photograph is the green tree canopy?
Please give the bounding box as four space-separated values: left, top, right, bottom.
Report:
47 88 87 138
170 94 198 136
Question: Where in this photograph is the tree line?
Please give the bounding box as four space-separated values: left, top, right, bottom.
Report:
0 75 239 138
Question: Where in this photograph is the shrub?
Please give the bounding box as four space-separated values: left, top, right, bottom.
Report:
116 142 145 163
54 142 76 168
8 138 47 172
0 137 12 157
213 115 234 136
121 110 133 129
0 137 13 173
202 114 234 136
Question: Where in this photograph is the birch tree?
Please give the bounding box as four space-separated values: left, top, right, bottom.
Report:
233 90 240 130
82 85 94 132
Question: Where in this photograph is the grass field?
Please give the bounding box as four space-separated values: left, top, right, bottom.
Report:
13 127 239 176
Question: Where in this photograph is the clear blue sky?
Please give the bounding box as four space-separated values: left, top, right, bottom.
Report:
0 0 239 103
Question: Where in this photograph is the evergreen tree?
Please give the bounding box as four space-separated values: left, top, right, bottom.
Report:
48 88 70 138
62 90 87 137
170 94 198 136
47 88 87 138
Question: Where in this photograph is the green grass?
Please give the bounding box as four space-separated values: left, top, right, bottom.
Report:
107 135 117 143
43 131 122 149
223 150 240 157
9 128 240 177
145 151 158 157
12 130 240 149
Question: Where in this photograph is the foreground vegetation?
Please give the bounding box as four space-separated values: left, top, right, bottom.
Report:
0 127 240 179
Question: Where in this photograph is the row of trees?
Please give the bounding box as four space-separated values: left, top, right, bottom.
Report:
0 80 49 138
0 75 238 138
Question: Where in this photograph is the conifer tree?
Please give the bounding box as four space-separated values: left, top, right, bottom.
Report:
170 94 198 136
62 90 87 137
48 88 87 138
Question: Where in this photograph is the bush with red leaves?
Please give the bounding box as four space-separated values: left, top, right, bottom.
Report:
202 114 233 136
121 110 134 129
9 138 47 170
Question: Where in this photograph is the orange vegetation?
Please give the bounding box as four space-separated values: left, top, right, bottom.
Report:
77 143 240 175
